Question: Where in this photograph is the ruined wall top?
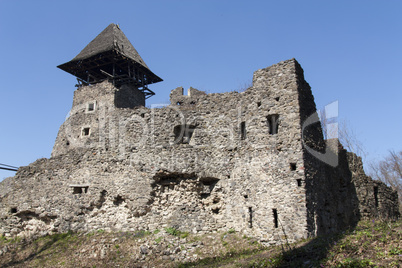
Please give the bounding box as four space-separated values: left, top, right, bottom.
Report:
169 87 207 106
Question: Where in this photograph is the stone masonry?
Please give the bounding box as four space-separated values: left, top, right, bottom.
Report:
0 58 399 245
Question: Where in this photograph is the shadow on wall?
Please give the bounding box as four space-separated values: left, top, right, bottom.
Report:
305 140 361 238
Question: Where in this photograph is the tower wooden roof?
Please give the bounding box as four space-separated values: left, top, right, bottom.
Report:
58 23 162 97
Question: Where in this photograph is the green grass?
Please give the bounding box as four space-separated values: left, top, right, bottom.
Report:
0 218 400 267
164 227 189 238
165 227 180 236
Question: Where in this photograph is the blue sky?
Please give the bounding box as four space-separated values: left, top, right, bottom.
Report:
0 0 401 180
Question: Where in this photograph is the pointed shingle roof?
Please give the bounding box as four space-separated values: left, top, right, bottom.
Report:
58 23 162 91
72 23 149 70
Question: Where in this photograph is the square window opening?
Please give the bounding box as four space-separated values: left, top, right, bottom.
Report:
82 127 90 137
88 103 94 111
86 101 96 113
290 163 297 171
174 124 196 144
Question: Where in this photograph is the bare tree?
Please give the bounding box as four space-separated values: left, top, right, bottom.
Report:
320 115 367 158
369 150 402 207
337 120 367 160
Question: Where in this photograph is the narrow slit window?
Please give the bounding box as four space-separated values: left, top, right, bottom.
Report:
273 208 278 228
297 179 302 187
267 114 279 135
240 121 246 140
248 207 253 228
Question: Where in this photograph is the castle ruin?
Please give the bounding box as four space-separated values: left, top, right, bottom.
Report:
0 24 399 245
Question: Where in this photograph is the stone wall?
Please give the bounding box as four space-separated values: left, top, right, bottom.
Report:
0 59 398 245
346 153 399 219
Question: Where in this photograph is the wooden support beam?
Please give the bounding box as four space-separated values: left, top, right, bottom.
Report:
100 69 114 78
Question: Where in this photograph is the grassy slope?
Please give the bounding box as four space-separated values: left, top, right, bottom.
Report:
0 219 401 267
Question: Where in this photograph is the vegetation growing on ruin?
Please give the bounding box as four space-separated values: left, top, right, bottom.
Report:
0 218 400 267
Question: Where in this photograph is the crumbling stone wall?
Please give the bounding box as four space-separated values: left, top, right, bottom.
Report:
0 59 398 245
347 153 399 219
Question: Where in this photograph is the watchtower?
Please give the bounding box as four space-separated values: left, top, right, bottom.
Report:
52 24 163 157
57 23 162 100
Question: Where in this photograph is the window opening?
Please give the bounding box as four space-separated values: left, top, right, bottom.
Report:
290 163 297 171
174 124 196 144
248 207 253 228
240 121 246 140
87 102 95 112
72 186 89 194
273 208 278 228
297 179 302 187
267 114 279 135
212 208 220 214
82 127 90 137
257 101 261 107
113 195 125 206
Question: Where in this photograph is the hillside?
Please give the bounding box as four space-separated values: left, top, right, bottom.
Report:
0 219 401 267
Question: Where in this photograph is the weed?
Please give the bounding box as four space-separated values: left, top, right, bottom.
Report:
180 232 189 239
165 227 179 236
336 258 375 267
86 231 95 237
0 235 7 243
389 246 402 255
